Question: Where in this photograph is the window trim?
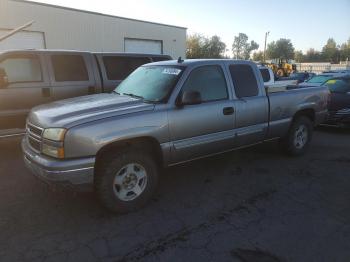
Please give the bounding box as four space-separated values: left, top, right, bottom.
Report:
177 65 230 104
0 54 44 84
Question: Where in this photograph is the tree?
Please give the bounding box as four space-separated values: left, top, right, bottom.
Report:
304 48 323 62
266 38 295 60
294 50 304 62
186 34 206 58
322 38 338 63
339 38 350 62
252 51 264 61
243 40 259 60
232 33 259 59
203 35 227 58
186 34 226 58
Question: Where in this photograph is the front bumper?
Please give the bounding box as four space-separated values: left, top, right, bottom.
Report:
22 138 95 191
326 109 350 126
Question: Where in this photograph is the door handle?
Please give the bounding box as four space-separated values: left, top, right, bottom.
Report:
42 87 51 97
223 107 234 115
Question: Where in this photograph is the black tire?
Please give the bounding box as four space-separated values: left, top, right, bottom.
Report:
95 149 158 213
280 116 313 156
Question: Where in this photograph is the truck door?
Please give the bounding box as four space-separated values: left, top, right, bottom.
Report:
0 52 50 134
168 64 236 164
46 52 96 101
229 64 269 147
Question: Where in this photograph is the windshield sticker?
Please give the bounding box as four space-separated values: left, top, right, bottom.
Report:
326 80 336 84
162 68 181 75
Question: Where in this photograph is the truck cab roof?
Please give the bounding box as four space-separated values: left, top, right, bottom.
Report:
146 59 258 68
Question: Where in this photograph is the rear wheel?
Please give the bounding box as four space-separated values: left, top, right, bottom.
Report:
95 150 158 213
280 116 313 156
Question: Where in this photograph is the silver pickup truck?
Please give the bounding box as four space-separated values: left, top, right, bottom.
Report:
22 59 329 213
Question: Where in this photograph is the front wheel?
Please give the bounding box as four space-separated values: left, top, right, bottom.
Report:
95 150 159 213
280 116 313 156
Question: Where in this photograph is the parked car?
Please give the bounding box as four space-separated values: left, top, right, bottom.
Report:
258 66 297 90
0 49 171 137
22 59 329 213
299 72 350 87
282 72 315 84
322 76 350 127
323 69 350 74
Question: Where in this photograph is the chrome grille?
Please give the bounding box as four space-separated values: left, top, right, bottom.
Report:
26 122 43 152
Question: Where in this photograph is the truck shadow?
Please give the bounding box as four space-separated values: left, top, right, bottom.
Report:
316 125 350 135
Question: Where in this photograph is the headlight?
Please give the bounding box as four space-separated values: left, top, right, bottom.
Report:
42 128 67 141
42 144 65 159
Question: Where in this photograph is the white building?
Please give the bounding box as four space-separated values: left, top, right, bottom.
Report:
0 0 187 58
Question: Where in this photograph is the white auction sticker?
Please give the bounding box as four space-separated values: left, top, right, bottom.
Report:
162 68 181 75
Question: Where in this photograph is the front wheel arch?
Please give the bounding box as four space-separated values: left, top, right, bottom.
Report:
94 137 163 174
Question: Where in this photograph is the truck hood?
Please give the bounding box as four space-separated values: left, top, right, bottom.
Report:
28 93 155 128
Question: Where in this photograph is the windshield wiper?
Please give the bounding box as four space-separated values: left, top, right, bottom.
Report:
118 92 160 104
122 93 145 100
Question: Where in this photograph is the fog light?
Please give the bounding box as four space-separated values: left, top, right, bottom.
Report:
42 144 64 159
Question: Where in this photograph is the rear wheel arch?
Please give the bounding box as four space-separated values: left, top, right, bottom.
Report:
292 108 315 125
281 112 315 156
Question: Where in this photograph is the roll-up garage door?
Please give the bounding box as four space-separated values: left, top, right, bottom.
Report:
124 38 162 54
0 30 45 51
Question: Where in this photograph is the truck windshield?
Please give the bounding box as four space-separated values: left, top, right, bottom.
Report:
306 75 332 84
115 65 184 103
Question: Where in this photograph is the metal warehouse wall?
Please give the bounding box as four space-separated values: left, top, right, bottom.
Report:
0 0 186 58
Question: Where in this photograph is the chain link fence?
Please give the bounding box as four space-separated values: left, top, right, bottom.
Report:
295 62 350 74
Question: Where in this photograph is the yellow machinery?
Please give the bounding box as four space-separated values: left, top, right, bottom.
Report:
267 59 297 77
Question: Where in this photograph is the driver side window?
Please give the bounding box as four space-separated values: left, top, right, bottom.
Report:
181 65 228 102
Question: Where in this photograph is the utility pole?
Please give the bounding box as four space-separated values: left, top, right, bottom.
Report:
0 21 34 42
263 31 270 63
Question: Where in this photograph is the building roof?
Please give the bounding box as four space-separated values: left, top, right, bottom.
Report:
11 0 187 30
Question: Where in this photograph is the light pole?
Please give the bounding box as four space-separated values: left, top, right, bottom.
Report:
263 31 270 63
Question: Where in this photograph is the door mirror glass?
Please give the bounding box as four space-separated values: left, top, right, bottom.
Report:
178 90 202 106
0 67 9 88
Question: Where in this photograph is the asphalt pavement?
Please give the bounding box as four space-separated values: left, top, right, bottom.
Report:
0 127 349 262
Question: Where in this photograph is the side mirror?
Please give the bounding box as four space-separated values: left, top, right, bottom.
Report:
0 68 8 89
177 90 202 106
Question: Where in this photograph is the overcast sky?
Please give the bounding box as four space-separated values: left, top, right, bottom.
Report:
33 0 350 53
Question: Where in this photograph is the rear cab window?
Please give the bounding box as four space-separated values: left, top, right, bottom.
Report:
259 68 271 83
102 56 151 80
51 55 89 82
229 64 259 98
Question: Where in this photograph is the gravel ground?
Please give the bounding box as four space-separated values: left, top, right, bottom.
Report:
0 127 349 262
